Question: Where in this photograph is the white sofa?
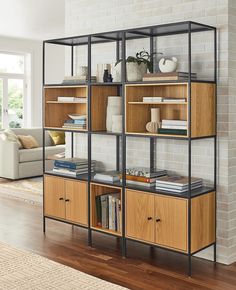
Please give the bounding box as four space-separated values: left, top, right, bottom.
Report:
0 128 65 179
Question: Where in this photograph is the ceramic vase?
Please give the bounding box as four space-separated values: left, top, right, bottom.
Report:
111 115 122 133
146 108 161 133
126 62 147 82
106 96 122 132
159 57 178 73
77 66 88 77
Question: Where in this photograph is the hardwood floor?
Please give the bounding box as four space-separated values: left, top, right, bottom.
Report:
0 195 235 290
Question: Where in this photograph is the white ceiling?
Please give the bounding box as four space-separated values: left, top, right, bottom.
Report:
0 0 65 40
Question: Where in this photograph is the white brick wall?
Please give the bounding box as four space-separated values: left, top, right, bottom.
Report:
64 0 236 264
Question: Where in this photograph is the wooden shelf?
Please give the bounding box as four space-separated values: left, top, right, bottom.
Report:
128 102 187 105
91 226 122 237
126 132 188 138
44 127 87 132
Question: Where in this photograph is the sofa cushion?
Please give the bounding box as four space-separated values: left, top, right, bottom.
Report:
19 145 65 163
0 129 22 148
18 135 39 149
49 131 65 145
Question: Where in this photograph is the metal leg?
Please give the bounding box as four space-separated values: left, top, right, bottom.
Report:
43 217 46 233
188 254 192 277
214 243 217 264
122 237 126 258
88 229 92 247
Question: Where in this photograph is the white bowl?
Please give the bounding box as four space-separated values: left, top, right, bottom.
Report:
68 114 86 120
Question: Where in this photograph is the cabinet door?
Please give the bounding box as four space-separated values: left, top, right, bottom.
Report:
155 195 188 251
44 175 65 219
126 190 155 243
65 180 88 226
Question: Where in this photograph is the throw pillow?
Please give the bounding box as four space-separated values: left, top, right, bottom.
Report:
0 129 22 148
17 135 39 149
49 131 65 145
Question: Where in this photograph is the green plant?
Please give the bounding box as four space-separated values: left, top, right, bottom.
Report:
116 50 162 72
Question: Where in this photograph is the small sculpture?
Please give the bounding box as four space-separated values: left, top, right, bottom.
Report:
159 57 178 73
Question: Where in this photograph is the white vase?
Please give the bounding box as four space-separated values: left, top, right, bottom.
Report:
106 96 122 131
126 62 147 82
159 57 178 73
111 115 122 133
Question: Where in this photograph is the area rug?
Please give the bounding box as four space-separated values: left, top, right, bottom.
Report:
0 242 128 290
0 177 43 205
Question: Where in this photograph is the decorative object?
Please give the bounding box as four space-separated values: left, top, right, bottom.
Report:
126 62 147 82
159 57 178 73
111 115 122 133
68 114 86 120
103 69 109 82
146 108 161 133
77 65 88 77
106 96 122 131
115 50 163 81
111 62 121 82
49 131 65 145
97 64 111 82
0 243 127 289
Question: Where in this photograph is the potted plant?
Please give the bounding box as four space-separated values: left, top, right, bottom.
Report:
113 50 162 82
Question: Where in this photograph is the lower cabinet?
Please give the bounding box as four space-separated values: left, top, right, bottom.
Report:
126 189 215 253
44 175 88 226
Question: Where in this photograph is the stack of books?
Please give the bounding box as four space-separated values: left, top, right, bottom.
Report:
143 96 163 102
63 115 87 129
57 96 87 103
62 75 96 84
95 193 121 232
142 72 197 81
159 119 187 135
93 171 120 182
123 167 167 187
155 175 203 193
53 158 95 177
162 98 186 103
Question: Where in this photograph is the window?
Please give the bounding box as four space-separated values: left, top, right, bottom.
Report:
0 52 27 129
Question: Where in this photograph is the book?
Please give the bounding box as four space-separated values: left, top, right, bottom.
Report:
143 97 163 102
162 120 187 126
142 72 197 81
155 184 202 193
158 128 187 135
57 97 87 103
52 167 94 176
95 196 102 227
94 171 120 182
108 194 119 230
161 125 187 130
162 98 186 103
123 174 161 183
116 198 121 232
54 158 94 169
156 175 202 187
125 180 156 187
101 195 109 229
126 167 167 178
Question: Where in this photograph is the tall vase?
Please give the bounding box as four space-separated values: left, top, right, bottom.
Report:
106 96 122 132
146 108 161 133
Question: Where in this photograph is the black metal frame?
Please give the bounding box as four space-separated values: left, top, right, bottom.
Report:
42 21 217 277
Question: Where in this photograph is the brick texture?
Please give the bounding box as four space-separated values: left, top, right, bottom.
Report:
64 0 235 264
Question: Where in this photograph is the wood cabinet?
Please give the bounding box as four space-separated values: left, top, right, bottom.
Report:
155 195 187 251
126 189 215 253
44 175 88 226
126 189 155 243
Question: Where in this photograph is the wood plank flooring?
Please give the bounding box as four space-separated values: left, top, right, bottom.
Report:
0 195 235 290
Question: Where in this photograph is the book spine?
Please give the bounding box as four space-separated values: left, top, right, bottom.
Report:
162 125 187 129
95 196 102 227
54 161 76 170
112 197 116 231
108 195 113 230
101 195 109 229
158 128 187 135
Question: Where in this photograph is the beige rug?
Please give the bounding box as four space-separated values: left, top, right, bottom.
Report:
0 177 43 205
0 242 128 290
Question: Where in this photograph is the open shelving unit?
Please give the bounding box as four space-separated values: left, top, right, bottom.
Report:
42 21 217 276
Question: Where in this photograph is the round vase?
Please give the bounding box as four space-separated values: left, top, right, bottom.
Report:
106 96 122 132
126 62 147 82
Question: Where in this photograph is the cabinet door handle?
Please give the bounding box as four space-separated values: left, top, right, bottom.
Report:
59 197 64 200
147 217 153 221
156 218 161 222
65 199 70 202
